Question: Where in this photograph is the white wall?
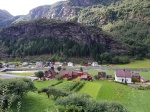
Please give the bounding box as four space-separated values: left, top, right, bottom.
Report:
115 75 132 83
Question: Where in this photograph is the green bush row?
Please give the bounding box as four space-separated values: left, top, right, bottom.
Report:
69 81 80 91
50 80 63 87
74 82 85 92
56 93 128 112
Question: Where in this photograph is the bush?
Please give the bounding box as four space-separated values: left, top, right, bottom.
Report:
74 82 85 92
94 75 101 80
50 80 63 86
46 87 69 99
55 75 63 81
56 93 127 112
69 81 80 91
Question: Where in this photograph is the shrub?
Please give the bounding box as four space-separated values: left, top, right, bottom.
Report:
74 82 85 92
69 81 80 91
56 93 127 112
94 75 101 80
55 75 63 81
46 87 69 99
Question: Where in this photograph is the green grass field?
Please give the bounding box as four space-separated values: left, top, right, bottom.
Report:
112 59 150 68
33 80 150 112
85 70 115 76
79 82 101 98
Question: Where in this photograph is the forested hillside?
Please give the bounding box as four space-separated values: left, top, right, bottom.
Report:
0 19 129 63
0 0 149 63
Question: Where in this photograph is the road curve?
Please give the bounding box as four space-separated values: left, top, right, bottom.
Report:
0 74 38 81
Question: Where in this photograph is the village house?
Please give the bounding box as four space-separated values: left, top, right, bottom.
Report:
8 64 16 68
115 70 132 83
44 67 57 80
92 62 98 66
98 72 106 78
22 62 28 66
2 62 8 67
67 62 73 67
59 69 92 80
54 62 63 67
132 72 141 82
35 61 43 68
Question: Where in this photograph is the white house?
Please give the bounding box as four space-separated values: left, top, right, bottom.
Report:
22 62 28 66
35 62 43 68
115 70 132 84
67 62 73 67
8 64 16 68
92 62 98 66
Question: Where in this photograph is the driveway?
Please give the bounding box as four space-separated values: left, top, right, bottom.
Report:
0 73 37 81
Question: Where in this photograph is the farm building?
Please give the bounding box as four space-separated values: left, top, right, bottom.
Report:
36 62 43 68
54 62 63 67
98 72 106 78
44 68 57 79
67 62 73 67
8 64 16 68
22 62 28 66
59 70 92 80
92 62 98 66
132 73 141 82
115 70 132 83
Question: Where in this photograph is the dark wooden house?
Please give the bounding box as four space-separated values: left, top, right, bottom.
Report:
98 72 106 78
132 73 141 82
44 68 57 79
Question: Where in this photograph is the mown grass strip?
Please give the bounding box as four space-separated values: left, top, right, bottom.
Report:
79 82 101 98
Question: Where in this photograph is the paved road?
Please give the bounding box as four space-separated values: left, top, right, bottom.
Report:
0 74 38 81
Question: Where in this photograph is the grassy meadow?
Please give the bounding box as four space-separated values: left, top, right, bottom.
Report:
112 59 150 68
33 79 150 112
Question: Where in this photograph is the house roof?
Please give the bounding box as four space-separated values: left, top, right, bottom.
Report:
132 73 140 76
116 70 132 78
80 75 88 79
59 70 73 76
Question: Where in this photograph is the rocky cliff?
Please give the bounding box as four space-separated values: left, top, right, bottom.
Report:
0 19 128 54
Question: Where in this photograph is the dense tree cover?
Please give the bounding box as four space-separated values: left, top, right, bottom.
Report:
108 20 150 59
1 36 121 62
56 93 127 112
35 71 44 80
0 78 36 109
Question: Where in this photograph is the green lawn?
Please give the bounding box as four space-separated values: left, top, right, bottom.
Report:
12 92 56 112
96 81 150 112
79 82 101 98
85 70 115 76
11 72 35 76
9 78 150 112
34 80 59 89
112 59 150 68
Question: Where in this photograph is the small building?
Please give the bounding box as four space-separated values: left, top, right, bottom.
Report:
132 73 141 82
115 70 132 84
59 70 74 80
92 62 98 66
36 62 43 68
54 62 63 67
8 64 16 68
22 62 28 66
44 68 57 79
80 72 92 81
67 62 73 67
2 62 8 67
98 72 106 78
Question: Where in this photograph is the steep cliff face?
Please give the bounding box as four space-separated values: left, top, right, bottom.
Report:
0 9 13 22
0 19 128 54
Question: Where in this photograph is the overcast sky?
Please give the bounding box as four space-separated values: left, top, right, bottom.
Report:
0 0 64 16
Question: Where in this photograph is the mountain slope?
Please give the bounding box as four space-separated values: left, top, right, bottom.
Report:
0 19 128 61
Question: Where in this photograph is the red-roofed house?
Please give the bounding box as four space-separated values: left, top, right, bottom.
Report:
115 70 132 83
